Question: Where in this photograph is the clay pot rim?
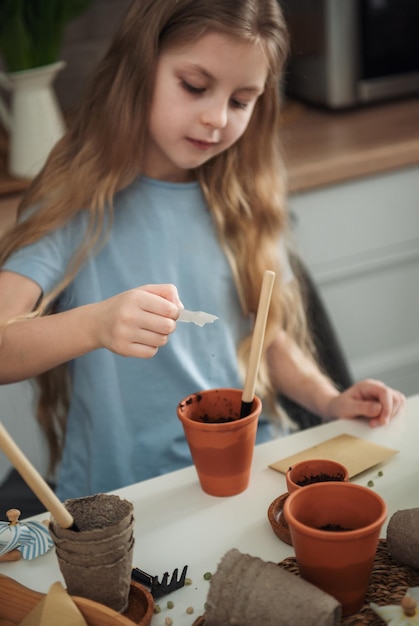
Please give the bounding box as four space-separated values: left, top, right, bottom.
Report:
286 458 350 493
177 388 262 431
284 482 387 540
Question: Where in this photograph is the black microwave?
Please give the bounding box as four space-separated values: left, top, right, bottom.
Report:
281 0 419 109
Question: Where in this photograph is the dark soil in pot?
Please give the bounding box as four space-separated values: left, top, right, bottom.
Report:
295 472 346 486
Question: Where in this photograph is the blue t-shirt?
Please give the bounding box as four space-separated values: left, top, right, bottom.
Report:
3 177 292 499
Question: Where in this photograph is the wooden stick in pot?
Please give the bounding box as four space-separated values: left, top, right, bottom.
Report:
0 421 76 530
240 270 275 419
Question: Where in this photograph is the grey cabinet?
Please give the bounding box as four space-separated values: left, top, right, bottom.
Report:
289 165 419 396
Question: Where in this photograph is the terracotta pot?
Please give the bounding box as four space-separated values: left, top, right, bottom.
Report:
268 461 349 547
286 459 349 494
284 482 387 616
177 388 262 497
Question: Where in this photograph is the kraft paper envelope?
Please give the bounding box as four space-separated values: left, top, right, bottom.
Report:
269 433 398 478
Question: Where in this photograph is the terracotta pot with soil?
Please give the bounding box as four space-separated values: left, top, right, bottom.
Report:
268 459 349 546
283 481 387 617
286 458 349 494
177 388 262 497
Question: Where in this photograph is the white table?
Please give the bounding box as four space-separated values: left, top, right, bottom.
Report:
2 394 419 625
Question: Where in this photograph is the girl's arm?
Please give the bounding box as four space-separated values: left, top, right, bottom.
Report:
0 271 181 384
267 330 405 427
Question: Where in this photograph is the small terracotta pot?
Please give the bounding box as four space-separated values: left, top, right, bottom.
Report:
286 459 349 494
284 482 387 617
177 388 262 497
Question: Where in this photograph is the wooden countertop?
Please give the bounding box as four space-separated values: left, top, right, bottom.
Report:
0 96 418 202
281 96 419 194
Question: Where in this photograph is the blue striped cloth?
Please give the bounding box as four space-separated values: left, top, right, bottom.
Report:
0 520 53 559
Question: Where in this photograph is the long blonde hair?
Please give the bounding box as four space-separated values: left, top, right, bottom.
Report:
0 0 312 473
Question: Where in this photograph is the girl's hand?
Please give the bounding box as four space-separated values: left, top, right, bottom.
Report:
92 283 182 358
325 379 406 427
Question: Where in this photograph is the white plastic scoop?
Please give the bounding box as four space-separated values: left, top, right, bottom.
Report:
177 308 219 327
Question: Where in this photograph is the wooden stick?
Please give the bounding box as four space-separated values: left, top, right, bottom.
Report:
240 270 275 418
0 422 75 529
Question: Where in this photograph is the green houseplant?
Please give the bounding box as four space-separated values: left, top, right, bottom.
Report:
0 0 93 178
0 0 93 72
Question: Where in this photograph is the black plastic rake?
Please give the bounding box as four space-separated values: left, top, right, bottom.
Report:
131 565 189 599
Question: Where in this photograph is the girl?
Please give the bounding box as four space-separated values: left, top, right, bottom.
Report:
0 0 404 500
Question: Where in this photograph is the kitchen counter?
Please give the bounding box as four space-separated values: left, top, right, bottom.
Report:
0 96 418 221
281 96 419 193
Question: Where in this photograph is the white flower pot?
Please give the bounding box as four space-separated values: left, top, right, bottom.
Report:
0 61 66 179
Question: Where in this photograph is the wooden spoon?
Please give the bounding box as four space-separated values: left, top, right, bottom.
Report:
240 270 275 418
0 421 77 530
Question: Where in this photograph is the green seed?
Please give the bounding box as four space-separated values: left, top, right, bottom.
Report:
185 577 193 586
154 604 161 614
203 572 212 580
378 470 383 477
368 480 374 487
167 600 174 609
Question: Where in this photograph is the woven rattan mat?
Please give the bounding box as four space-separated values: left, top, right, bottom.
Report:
193 539 419 626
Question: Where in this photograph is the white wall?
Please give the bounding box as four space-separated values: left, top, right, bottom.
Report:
0 381 49 483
